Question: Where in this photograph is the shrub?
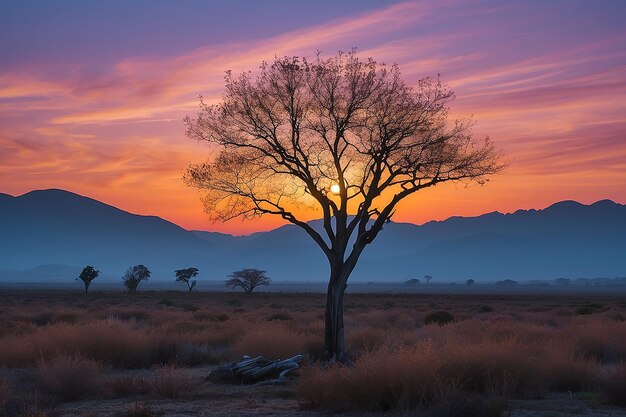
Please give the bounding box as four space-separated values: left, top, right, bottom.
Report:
181 303 199 312
298 340 550 412
575 307 595 315
194 311 231 322
346 327 388 354
232 324 321 359
425 311 455 326
0 320 176 368
539 348 598 391
266 312 293 321
298 346 446 411
599 362 626 406
152 365 194 399
37 353 100 401
176 343 227 366
212 313 230 322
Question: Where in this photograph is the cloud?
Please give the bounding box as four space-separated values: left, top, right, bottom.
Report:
1 0 625 232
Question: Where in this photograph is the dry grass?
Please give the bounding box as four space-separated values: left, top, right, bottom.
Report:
0 377 11 415
0 291 625 413
231 323 322 359
118 403 160 417
298 341 532 412
152 365 194 399
599 362 626 406
19 404 62 417
36 353 101 401
298 315 625 412
107 375 153 398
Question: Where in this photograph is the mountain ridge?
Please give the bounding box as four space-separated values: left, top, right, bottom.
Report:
1 189 625 282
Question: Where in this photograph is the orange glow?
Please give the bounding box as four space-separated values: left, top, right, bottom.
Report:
1 1 625 235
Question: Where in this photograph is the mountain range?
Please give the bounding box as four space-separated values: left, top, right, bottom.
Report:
1 189 625 283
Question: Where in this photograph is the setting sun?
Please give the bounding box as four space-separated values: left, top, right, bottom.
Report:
330 184 341 195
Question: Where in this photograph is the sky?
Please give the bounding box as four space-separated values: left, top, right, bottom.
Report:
1 0 625 234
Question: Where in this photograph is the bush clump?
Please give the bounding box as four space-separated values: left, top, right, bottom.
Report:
575 307 595 315
37 353 100 401
425 311 455 326
152 365 194 399
266 312 293 321
599 362 626 406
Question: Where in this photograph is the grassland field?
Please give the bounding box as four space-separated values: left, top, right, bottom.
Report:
0 289 625 416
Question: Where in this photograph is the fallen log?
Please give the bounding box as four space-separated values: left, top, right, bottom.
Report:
208 354 306 384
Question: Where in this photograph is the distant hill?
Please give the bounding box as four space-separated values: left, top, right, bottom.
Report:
0 189 212 279
1 189 625 283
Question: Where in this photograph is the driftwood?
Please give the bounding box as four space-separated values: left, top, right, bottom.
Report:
208 354 305 384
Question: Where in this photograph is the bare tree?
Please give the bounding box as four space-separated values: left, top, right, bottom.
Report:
175 267 199 292
185 51 504 362
226 268 271 293
122 264 150 292
77 265 99 293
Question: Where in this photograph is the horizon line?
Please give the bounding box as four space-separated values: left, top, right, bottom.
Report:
2 187 624 237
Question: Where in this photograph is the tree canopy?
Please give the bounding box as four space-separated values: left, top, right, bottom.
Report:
175 267 199 292
185 51 504 361
226 268 271 293
123 264 151 292
77 265 99 293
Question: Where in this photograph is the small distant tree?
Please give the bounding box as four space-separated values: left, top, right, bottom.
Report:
77 265 99 293
123 264 151 292
424 275 433 285
495 279 517 287
404 278 420 285
175 267 199 292
466 278 475 286
226 268 271 293
554 277 570 286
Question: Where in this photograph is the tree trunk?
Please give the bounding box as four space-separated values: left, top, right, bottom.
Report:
84 282 89 294
323 262 348 363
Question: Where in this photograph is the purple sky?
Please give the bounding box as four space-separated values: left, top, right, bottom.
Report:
1 0 625 233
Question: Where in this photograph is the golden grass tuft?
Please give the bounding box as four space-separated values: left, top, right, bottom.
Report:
37 353 101 401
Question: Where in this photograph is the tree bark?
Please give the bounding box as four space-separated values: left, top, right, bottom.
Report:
323 260 350 363
322 239 369 364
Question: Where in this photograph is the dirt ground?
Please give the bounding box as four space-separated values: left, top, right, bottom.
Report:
46 367 626 417
57 389 626 417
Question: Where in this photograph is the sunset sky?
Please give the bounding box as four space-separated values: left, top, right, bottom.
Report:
1 0 625 234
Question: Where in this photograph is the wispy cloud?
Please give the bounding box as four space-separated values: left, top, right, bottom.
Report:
1 0 625 233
